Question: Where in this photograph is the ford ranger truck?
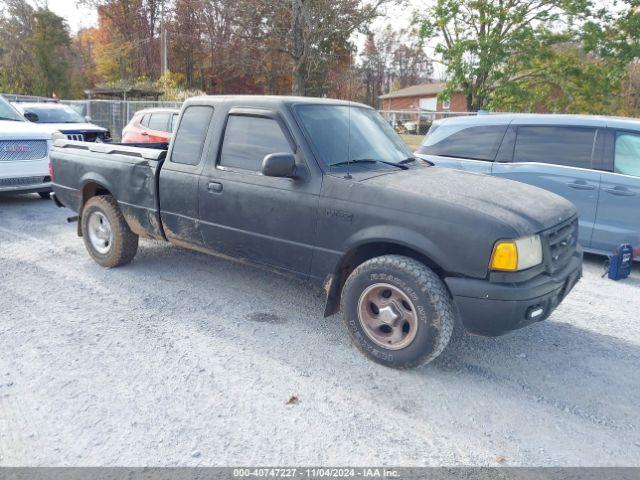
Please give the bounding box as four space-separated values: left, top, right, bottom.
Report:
49 96 583 369
0 95 54 198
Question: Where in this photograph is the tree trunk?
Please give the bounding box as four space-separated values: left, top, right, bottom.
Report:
292 60 306 96
466 93 475 112
290 0 306 96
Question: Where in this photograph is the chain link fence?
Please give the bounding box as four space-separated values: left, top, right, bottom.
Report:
2 94 182 142
61 100 182 141
3 93 478 147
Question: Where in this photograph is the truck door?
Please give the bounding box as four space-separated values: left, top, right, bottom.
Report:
590 130 640 253
159 105 215 246
198 108 320 276
491 125 601 249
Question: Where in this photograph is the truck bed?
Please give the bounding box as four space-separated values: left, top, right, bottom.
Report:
50 140 167 240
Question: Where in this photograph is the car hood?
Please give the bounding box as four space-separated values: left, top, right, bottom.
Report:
360 166 576 235
36 123 107 133
0 120 53 140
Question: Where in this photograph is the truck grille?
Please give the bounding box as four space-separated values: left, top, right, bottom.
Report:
0 176 49 187
66 133 85 141
0 140 48 161
543 217 578 273
61 131 109 142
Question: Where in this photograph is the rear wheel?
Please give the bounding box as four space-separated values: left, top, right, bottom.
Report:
341 255 455 369
81 195 138 267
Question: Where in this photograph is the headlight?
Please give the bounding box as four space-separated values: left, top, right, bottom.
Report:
490 235 543 272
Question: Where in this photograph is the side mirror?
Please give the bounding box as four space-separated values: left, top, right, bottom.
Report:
261 152 297 178
24 111 39 122
85 115 92 123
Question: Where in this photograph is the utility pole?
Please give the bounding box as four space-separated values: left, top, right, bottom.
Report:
160 0 168 75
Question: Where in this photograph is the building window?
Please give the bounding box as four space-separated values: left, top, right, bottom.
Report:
442 99 451 110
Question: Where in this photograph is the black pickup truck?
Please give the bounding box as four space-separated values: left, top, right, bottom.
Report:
50 96 582 368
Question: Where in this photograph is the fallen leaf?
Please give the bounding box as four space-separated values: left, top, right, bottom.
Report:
286 395 299 405
495 455 507 463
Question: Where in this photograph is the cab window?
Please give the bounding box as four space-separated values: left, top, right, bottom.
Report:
614 132 640 177
170 106 214 165
219 115 293 172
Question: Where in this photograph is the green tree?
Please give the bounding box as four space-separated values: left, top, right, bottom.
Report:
417 0 596 111
0 0 37 94
0 1 73 97
31 8 72 97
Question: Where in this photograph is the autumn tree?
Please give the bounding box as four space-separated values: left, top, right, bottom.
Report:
80 0 164 81
360 33 384 106
241 0 392 96
359 25 433 107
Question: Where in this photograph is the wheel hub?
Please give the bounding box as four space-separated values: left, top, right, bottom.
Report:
357 283 419 350
87 211 113 255
377 304 401 325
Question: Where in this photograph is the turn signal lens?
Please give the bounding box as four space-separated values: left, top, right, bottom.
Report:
490 241 518 271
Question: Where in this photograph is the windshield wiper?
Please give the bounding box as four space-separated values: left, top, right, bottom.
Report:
329 158 408 170
0 116 20 122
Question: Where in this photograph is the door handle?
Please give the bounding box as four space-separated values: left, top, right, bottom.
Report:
140 132 149 136
207 181 223 193
567 180 596 190
603 187 635 197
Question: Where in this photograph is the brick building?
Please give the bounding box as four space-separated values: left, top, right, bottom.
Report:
379 82 467 112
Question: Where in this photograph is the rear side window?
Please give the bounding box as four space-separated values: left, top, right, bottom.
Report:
419 124 507 161
170 114 179 132
219 115 293 172
148 113 170 131
171 106 214 165
140 114 150 126
614 132 640 177
514 126 596 169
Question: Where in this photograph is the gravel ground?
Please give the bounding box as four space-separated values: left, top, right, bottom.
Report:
1 193 639 467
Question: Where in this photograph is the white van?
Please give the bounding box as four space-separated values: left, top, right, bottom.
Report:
0 95 54 198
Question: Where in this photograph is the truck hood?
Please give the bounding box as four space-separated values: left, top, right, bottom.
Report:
360 166 576 235
0 120 53 140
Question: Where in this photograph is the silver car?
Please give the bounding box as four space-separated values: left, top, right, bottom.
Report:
415 114 640 256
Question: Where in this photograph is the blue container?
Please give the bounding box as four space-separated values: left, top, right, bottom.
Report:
608 244 634 280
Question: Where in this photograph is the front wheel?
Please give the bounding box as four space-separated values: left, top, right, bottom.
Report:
341 255 455 369
81 195 138 268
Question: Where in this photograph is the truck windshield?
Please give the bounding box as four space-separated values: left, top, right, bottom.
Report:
295 104 413 168
0 97 24 122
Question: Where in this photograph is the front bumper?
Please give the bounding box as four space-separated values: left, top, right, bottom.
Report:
445 248 583 336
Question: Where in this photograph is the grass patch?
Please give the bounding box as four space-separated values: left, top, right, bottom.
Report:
399 134 423 151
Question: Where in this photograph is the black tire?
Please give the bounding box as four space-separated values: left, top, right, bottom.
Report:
38 191 50 199
341 255 455 369
81 195 139 268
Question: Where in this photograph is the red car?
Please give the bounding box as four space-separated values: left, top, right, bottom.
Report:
121 108 180 143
